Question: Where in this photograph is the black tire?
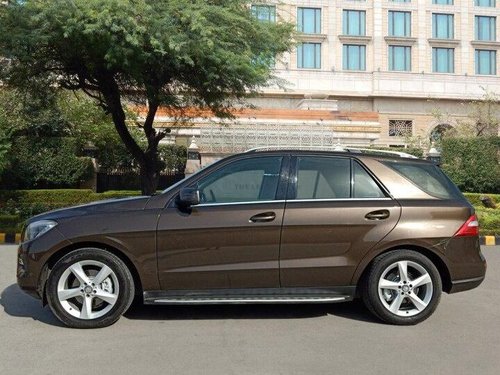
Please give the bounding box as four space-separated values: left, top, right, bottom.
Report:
46 248 135 329
361 250 442 325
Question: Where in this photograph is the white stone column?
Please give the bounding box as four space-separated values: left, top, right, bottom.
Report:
184 137 201 177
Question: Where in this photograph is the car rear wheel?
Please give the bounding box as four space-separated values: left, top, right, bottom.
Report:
361 250 442 325
46 248 135 329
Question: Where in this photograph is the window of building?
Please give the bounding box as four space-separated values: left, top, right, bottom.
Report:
432 47 454 72
476 49 497 75
432 13 454 39
475 0 496 7
432 0 453 4
297 7 321 34
343 44 366 70
251 5 276 23
389 46 411 71
475 16 496 41
389 120 413 137
388 11 411 37
390 0 411 3
297 43 321 69
343 10 366 36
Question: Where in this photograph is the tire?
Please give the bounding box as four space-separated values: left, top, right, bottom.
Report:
361 250 442 325
46 248 135 329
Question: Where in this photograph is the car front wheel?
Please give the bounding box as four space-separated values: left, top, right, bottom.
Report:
361 250 442 325
46 248 135 329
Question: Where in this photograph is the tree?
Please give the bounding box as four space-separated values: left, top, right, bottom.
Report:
430 89 500 141
0 0 293 194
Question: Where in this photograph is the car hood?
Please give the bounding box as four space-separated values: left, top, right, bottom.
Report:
26 196 152 224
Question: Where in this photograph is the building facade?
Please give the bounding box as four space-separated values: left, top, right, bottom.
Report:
155 0 500 157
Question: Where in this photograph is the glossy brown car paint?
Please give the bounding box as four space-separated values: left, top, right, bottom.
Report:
17 151 486 307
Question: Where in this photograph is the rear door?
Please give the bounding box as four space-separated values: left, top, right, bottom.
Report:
280 155 401 287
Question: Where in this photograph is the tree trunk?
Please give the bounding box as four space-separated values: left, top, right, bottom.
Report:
139 162 159 195
98 74 164 196
139 150 162 195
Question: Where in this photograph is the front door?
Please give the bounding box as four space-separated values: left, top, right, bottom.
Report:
280 155 401 287
157 155 287 290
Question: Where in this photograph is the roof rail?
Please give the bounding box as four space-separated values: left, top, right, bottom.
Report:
245 146 419 159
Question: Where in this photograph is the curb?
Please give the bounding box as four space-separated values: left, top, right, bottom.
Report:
0 233 499 246
0 233 21 244
480 236 499 246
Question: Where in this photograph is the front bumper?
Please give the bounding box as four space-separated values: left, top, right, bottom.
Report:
17 229 71 300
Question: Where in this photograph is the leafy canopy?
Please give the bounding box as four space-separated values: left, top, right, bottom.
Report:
1 0 292 116
0 0 293 194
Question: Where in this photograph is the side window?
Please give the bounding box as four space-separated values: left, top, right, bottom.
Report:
294 157 350 199
382 160 462 199
353 162 386 198
196 157 282 204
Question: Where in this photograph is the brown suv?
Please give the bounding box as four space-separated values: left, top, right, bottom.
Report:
17 149 486 328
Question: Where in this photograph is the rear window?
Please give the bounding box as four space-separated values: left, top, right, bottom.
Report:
382 160 463 200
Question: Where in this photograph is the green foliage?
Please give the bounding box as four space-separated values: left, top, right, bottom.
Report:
0 0 294 194
3 136 94 189
0 189 142 225
475 207 500 236
0 214 21 233
158 144 187 172
57 91 138 170
463 193 500 207
0 123 10 176
441 137 500 194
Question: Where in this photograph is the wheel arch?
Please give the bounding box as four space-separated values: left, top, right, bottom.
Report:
40 241 144 305
354 245 452 293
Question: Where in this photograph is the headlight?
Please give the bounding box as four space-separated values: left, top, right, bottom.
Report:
24 220 57 241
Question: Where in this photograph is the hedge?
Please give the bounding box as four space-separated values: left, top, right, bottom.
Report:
0 190 498 235
0 214 21 233
441 137 500 194
0 190 142 229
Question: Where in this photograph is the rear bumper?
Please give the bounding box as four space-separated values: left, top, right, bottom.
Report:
449 275 485 294
446 237 486 294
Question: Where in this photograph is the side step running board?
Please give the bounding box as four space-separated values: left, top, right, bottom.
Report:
149 296 350 305
144 287 356 305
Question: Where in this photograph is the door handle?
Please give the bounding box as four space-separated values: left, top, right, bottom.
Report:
365 210 390 221
249 212 276 223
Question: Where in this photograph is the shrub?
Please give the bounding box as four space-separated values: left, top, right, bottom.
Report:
0 189 142 221
0 214 21 233
2 137 94 189
441 137 500 194
475 207 500 236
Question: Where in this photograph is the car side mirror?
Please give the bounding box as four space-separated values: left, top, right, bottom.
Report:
179 188 200 207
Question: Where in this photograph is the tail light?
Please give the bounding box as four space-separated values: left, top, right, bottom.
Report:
454 214 479 237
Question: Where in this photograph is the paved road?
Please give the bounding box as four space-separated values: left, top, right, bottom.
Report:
1 245 499 375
